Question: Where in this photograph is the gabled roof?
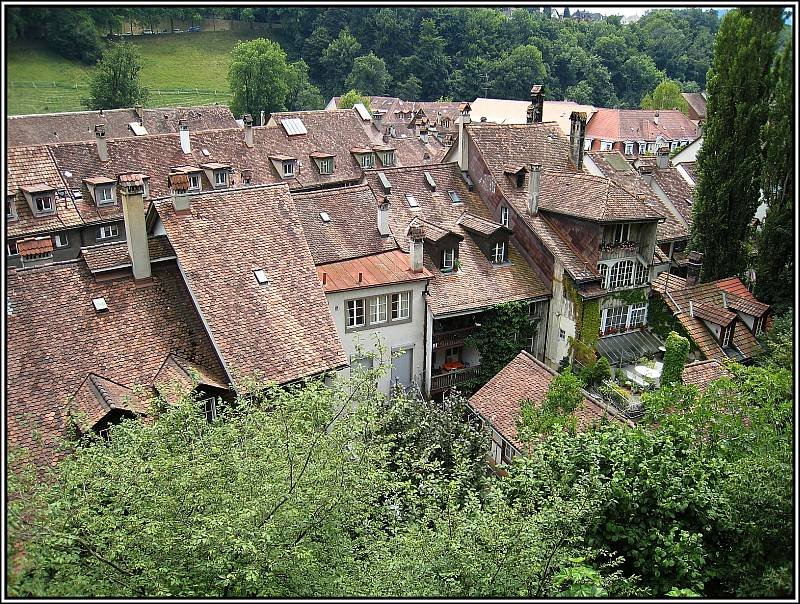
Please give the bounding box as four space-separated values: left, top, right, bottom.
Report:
7 105 238 147
586 108 698 142
152 353 229 405
291 184 398 265
69 373 150 431
691 301 737 327
154 184 347 384
651 273 766 362
468 98 597 135
80 235 175 273
681 93 707 120
362 163 549 316
7 259 226 469
469 351 630 451
457 213 508 237
317 249 433 294
682 359 731 391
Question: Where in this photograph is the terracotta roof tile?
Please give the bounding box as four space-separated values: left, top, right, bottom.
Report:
457 213 507 237
69 373 150 431
17 236 54 256
318 249 433 293
586 109 698 142
7 260 226 470
469 351 630 450
681 93 707 120
152 353 229 405
691 301 737 327
154 184 347 384
81 235 175 273
681 360 731 391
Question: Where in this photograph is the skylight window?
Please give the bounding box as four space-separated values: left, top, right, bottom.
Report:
378 172 392 193
282 118 308 136
201 148 210 157
254 269 269 285
320 212 331 223
92 297 108 312
405 193 419 208
424 171 436 191
448 190 462 204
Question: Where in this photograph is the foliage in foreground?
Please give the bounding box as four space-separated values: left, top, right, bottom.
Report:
7 355 792 598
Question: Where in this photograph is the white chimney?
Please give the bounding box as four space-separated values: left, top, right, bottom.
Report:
243 113 254 148
527 163 542 215
95 124 108 162
134 104 144 125
169 172 190 212
408 222 425 273
120 175 151 281
457 103 472 172
260 110 265 126
653 111 660 125
721 291 728 308
179 119 191 153
377 196 391 237
688 300 694 317
656 147 670 170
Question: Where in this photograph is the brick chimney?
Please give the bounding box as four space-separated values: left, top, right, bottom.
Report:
168 172 190 213
527 163 542 215
457 103 472 172
95 124 108 162
656 146 670 170
179 119 191 153
243 113 254 148
569 112 587 170
637 164 654 185
134 104 144 125
408 221 425 273
686 251 703 286
527 84 544 124
377 195 391 237
119 174 151 281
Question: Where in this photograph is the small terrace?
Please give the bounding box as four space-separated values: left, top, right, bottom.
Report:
430 364 481 394
599 239 643 261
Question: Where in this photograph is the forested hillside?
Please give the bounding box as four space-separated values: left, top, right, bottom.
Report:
7 6 721 107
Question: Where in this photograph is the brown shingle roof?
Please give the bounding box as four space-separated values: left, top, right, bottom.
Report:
586 109 698 142
7 260 226 469
650 165 695 228
317 249 433 293
469 351 630 450
457 213 508 237
7 105 238 147
152 353 229 405
681 93 707 120
291 184 398 265
69 373 150 431
154 184 347 384
682 359 731 391
691 301 737 327
81 235 175 273
651 273 766 362
362 163 549 316
17 236 54 256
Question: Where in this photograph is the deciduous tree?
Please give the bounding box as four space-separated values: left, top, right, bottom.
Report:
640 79 691 114
85 42 148 110
227 38 296 118
345 52 391 96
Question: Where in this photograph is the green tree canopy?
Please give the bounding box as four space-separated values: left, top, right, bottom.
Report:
490 45 547 101
319 28 362 97
85 42 148 110
640 79 691 114
227 38 297 118
345 52 391 96
338 89 371 111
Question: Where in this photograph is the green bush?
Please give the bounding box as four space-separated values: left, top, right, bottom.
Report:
662 331 690 386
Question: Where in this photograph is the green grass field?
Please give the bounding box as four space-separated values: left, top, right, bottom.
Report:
6 29 275 115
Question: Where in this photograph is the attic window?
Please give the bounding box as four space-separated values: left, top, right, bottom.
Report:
214 171 228 186
283 161 295 177
92 297 108 312
318 157 333 174
405 193 419 209
35 194 55 213
379 150 395 167
424 171 436 191
320 212 331 223
282 118 308 136
254 269 269 285
447 190 462 204
97 186 114 206
201 148 211 157
6 197 17 220
515 172 525 188
358 153 375 169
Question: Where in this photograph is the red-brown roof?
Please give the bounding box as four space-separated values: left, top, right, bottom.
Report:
317 249 433 293
586 109 698 142
69 373 151 431
691 301 737 327
17 236 54 256
682 359 731 391
152 353 229 405
80 235 175 273
154 184 347 384
469 351 630 450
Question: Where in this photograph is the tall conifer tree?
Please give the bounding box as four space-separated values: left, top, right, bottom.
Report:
690 8 784 281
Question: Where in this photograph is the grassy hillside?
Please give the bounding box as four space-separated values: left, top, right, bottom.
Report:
6 30 271 115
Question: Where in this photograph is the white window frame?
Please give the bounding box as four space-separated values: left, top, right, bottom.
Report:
647 142 657 153
447 190 462 204
53 233 69 248
283 161 295 177
638 141 647 154
369 295 388 325
635 261 647 285
559 328 566 341
391 291 410 321
35 194 55 213
97 224 119 240
598 263 609 288
492 241 506 264
188 174 201 190
380 151 395 167
346 298 366 329
600 140 613 152
214 171 228 186
500 206 510 227
359 153 375 169
603 305 628 332
608 259 634 289
318 158 333 175
442 248 455 271
583 138 593 151
624 142 635 156
722 325 732 348
97 186 114 206
629 302 647 327
612 223 630 242
7 241 19 256
670 140 679 150
488 178 496 194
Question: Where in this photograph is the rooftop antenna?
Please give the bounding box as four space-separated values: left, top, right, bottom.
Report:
481 72 491 98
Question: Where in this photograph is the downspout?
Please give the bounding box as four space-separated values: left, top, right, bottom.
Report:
422 281 431 398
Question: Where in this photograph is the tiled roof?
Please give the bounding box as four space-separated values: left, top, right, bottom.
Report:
650 165 695 228
725 292 769 317
362 163 549 316
291 184 398 265
69 373 150 431
7 105 238 147
17 236 54 256
7 260 226 469
468 98 598 135
6 145 84 239
81 235 175 273
390 135 449 166
691 301 737 327
681 93 707 119
651 273 766 362
317 249 433 293
678 161 698 184
457 213 507 237
527 214 599 282
682 359 731 391
586 109 698 142
154 184 347 384
469 351 630 450
152 353 229 405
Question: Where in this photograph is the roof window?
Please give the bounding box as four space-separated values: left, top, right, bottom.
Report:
448 190 462 204
92 297 108 312
282 118 308 136
424 171 437 192
320 212 331 223
254 269 269 285
405 193 419 209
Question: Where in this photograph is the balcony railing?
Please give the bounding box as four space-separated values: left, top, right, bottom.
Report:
430 365 481 393
432 326 478 350
599 240 642 261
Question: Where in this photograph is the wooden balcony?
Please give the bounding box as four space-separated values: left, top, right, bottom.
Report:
432 325 477 350
430 365 481 394
599 241 642 261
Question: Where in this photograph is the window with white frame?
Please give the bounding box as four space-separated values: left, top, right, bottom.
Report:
391 291 410 321
380 151 395 166
359 153 375 168
604 305 628 331
635 262 647 285
188 173 201 190
7 241 19 256
598 263 609 287
369 295 388 324
441 118 450 129
347 299 366 328
624 142 635 155
608 259 634 289
754 316 764 336
202 397 219 423
318 158 333 174
214 171 228 186
721 325 733 347
283 161 295 177
647 142 656 153
670 140 679 150
629 303 647 327
97 186 114 206
562 296 575 321
501 439 514 463
441 248 455 271
611 223 630 242
35 194 54 213
96 224 119 240
638 142 647 154
6 197 17 220
583 138 593 151
492 241 506 264
500 206 510 227
559 328 566 341
600 140 613 151
54 233 69 248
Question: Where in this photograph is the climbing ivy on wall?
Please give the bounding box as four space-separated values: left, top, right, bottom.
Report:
562 276 601 359
647 293 698 354
661 330 690 386
607 287 649 305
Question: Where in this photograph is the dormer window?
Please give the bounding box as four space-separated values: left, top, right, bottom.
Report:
721 324 733 348
319 158 333 174
500 206 510 227
188 174 200 190
492 241 507 264
35 194 54 213
21 184 58 216
610 223 630 242
600 140 613 152
516 172 525 188
6 197 17 221
215 171 227 186
380 150 395 167
638 142 647 154
441 117 450 129
624 142 635 155
201 163 232 189
97 186 113 205
359 153 375 169
441 248 455 271
447 190 462 204
83 177 117 207
283 161 295 177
